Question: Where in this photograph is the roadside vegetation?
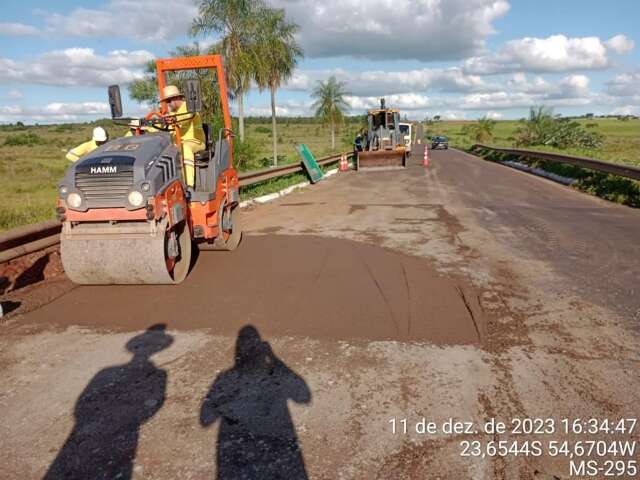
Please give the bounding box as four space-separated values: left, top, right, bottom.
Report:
425 114 640 168
434 111 640 207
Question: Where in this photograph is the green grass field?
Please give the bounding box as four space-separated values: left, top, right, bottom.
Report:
0 120 350 231
425 117 640 168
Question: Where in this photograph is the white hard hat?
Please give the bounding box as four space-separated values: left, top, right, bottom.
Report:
92 126 107 142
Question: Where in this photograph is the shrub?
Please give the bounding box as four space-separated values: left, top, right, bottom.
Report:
53 124 75 132
461 117 496 143
233 138 267 171
3 132 47 146
254 126 271 134
516 107 603 149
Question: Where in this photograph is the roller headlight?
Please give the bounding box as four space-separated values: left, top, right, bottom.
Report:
128 190 145 207
59 185 68 195
66 192 82 209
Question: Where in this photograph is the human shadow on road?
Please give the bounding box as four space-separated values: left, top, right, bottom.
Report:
200 325 311 479
44 324 172 480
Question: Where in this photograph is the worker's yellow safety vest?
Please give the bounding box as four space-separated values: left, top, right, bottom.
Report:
171 102 205 145
66 139 100 162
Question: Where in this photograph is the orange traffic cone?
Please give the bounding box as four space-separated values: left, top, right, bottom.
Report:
422 146 429 167
339 154 349 172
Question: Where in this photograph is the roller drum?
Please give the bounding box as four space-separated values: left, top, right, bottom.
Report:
61 219 191 285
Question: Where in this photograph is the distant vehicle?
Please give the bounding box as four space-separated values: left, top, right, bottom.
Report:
399 122 412 152
431 135 449 150
355 98 408 170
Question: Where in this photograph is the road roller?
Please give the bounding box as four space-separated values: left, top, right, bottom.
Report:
356 98 408 170
56 55 241 284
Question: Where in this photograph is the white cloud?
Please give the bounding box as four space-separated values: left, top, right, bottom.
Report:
0 102 110 123
605 34 634 54
457 91 537 110
485 111 504 119
0 48 154 87
0 22 42 36
6 89 23 99
464 34 615 74
271 0 510 61
506 73 553 94
610 105 640 116
286 67 493 96
43 102 110 116
243 105 300 117
556 74 590 97
23 0 198 42
606 71 640 97
346 93 431 110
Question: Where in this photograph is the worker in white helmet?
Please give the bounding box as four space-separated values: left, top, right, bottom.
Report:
66 127 109 162
124 119 157 137
160 85 205 188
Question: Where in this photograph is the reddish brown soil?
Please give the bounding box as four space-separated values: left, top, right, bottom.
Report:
0 247 74 319
22 235 484 344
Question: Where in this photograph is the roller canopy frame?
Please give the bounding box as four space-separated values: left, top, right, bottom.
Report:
155 54 233 161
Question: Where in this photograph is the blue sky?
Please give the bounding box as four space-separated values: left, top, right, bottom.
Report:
0 0 638 123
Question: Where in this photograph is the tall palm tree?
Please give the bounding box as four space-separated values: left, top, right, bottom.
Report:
192 0 263 142
311 76 349 150
253 8 302 166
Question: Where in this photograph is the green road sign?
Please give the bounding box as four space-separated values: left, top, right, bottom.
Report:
296 144 324 183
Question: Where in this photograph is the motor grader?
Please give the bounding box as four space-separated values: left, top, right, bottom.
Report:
56 55 241 285
356 99 408 170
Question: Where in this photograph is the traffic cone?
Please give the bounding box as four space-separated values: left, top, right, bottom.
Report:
339 154 349 172
422 146 429 167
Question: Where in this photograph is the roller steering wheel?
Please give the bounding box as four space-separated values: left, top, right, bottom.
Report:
143 111 173 131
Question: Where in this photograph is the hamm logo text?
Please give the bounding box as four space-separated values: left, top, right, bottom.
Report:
90 166 117 174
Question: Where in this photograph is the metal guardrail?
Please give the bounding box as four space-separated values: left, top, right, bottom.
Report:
0 151 352 263
238 152 349 186
471 144 640 181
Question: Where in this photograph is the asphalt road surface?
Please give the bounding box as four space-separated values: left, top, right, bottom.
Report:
1 146 639 479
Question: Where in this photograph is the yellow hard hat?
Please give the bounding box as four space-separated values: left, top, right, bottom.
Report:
160 85 183 102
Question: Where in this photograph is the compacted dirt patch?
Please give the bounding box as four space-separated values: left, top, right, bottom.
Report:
22 235 484 344
0 247 74 319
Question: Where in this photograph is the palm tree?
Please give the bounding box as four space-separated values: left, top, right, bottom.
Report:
192 0 263 142
474 116 496 143
311 76 349 150
253 8 302 166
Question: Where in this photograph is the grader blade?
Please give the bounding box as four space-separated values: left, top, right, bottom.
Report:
356 150 407 171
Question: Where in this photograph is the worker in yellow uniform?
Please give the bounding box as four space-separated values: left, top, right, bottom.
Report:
66 127 109 162
160 85 205 188
124 119 158 137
